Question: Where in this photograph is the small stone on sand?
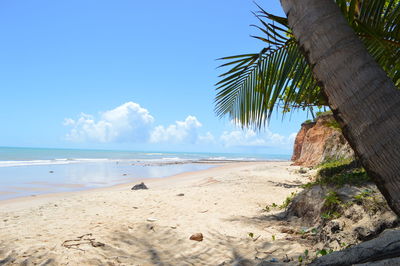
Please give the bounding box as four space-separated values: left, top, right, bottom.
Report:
189 233 203 242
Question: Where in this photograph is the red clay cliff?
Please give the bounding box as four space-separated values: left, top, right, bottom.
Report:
292 114 354 167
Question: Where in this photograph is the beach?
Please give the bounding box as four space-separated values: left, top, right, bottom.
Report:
0 161 309 265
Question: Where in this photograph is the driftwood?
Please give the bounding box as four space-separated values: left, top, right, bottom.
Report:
62 233 105 251
309 229 400 265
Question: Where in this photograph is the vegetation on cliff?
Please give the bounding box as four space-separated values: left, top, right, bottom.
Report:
303 159 370 188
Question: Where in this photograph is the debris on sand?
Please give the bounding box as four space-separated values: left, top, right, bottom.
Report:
131 182 148 190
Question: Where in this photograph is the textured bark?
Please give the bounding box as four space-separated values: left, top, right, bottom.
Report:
309 229 400 265
281 0 400 215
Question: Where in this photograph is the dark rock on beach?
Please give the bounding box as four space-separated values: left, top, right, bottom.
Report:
131 182 148 190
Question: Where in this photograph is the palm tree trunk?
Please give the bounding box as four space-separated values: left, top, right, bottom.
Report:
280 0 400 216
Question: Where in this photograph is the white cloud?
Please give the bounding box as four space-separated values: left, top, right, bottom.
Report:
150 116 203 144
64 103 209 145
63 102 296 151
63 118 75 126
198 131 215 144
288 132 297 142
220 128 293 148
64 102 154 142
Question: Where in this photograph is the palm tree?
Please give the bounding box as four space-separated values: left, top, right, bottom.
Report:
216 0 400 215
216 0 400 125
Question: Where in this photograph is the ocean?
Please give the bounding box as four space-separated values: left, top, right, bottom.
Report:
0 147 290 200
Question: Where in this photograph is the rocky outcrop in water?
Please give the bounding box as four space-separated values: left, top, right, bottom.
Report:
292 114 354 167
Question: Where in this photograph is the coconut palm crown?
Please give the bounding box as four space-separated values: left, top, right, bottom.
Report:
215 0 400 128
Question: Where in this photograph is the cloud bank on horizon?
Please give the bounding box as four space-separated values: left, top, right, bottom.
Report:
63 102 296 150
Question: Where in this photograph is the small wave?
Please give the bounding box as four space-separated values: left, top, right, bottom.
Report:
0 160 73 167
128 157 193 166
0 155 287 168
160 157 188 161
205 157 259 162
73 158 111 162
0 158 118 167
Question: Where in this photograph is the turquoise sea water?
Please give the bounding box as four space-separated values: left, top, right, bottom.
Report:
0 147 290 200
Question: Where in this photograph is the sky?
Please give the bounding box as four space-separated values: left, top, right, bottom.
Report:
0 0 310 155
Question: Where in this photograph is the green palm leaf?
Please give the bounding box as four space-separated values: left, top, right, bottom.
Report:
215 0 400 129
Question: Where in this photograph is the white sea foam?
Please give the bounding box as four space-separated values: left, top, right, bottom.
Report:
0 157 197 168
0 160 68 167
206 156 258 161
0 158 118 167
0 155 282 168
160 157 191 162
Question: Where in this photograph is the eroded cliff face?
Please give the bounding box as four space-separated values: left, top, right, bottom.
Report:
291 122 315 162
292 114 354 167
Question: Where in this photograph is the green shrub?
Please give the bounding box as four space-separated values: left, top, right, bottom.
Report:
353 189 388 214
301 159 370 189
321 190 343 220
324 191 341 209
263 192 297 212
353 189 374 202
321 211 341 220
315 110 333 117
325 119 341 130
314 159 370 187
279 192 297 209
316 249 334 257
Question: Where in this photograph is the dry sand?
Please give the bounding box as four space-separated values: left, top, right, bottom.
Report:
0 162 309 265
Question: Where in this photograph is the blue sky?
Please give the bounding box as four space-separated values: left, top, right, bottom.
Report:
0 0 310 154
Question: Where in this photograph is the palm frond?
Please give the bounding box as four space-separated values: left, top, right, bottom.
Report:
215 9 321 128
338 0 400 86
215 0 400 129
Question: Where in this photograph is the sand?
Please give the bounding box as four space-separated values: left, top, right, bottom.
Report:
0 162 309 265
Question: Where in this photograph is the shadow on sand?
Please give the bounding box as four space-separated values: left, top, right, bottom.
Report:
0 222 292 265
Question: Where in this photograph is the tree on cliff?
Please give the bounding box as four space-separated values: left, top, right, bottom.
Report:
215 0 400 215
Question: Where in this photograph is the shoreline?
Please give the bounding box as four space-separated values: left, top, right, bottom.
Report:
0 160 290 206
0 161 307 265
0 162 229 207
